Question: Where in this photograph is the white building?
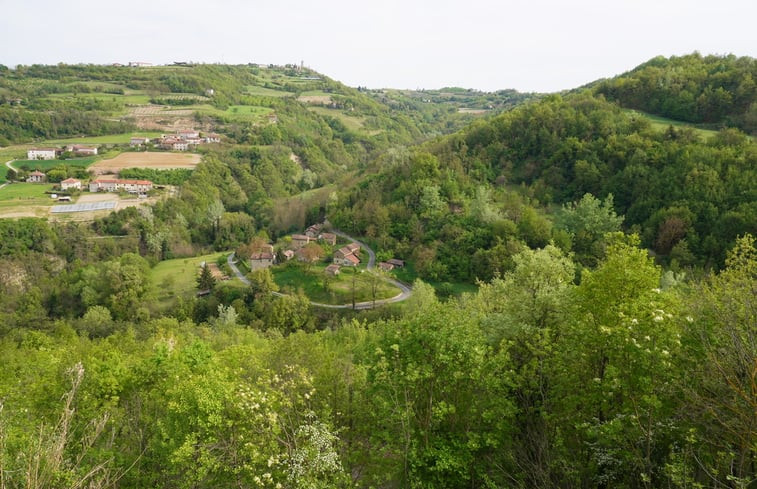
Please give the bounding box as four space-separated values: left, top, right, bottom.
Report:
60 178 82 190
89 179 153 194
27 148 58 160
65 145 98 156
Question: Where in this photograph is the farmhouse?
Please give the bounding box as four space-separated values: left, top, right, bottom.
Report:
60 178 82 190
26 170 47 183
305 224 322 238
27 148 59 160
204 133 221 143
291 234 311 250
130 137 151 147
325 264 341 276
319 232 337 246
177 130 200 140
157 137 189 151
89 179 153 193
250 252 275 271
65 144 98 156
334 245 360 267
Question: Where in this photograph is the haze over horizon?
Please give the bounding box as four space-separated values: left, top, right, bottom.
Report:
2 0 755 93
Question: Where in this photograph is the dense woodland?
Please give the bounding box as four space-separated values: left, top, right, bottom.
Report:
0 55 755 489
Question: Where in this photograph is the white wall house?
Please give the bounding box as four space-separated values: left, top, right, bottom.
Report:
89 179 153 194
60 178 82 190
27 148 58 160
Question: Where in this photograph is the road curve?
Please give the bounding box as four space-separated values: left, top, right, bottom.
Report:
226 232 411 309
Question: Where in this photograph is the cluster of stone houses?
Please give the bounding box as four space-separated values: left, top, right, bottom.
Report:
27 144 98 161
130 129 221 151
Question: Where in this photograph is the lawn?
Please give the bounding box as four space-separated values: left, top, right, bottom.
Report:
0 183 56 208
150 252 241 307
272 262 400 305
14 156 98 171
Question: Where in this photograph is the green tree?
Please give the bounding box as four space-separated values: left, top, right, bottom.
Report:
196 262 216 292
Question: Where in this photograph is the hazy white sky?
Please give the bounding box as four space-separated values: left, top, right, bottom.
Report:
2 0 755 92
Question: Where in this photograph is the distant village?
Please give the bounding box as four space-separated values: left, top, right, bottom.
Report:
246 223 405 278
22 129 220 194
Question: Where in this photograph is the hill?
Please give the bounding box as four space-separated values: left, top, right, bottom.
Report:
593 53 757 134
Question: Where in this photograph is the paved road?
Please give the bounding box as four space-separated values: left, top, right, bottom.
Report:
226 232 411 310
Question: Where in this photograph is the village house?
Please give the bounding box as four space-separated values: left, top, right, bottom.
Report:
346 242 361 254
325 264 341 276
290 234 311 250
319 232 337 246
89 179 153 193
250 251 275 271
26 170 47 183
378 262 395 272
204 133 221 143
60 178 82 190
65 144 98 156
129 137 151 147
305 224 322 238
27 148 59 160
177 129 200 140
333 245 360 267
157 137 189 151
282 250 295 261
386 258 405 268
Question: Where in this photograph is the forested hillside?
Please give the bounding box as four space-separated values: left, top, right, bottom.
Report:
331 91 756 278
0 55 755 489
594 53 757 133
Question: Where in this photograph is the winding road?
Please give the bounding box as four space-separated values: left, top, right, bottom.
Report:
227 231 411 310
0 160 16 189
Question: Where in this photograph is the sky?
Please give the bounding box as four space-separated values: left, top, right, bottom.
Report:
1 0 755 93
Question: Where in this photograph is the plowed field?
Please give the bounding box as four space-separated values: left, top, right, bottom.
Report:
89 152 201 174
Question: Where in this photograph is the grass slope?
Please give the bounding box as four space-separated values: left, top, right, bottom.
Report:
273 262 399 304
150 252 242 308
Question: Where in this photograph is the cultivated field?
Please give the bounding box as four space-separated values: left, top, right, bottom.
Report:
89 152 201 174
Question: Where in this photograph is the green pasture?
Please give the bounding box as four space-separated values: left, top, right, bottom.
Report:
65 80 129 92
272 262 399 305
625 110 719 139
0 183 56 208
190 104 273 121
150 252 241 307
299 90 332 97
244 85 294 97
307 106 365 132
14 156 98 171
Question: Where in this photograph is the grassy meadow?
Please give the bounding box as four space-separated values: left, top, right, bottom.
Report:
150 252 241 308
272 262 399 304
14 156 99 171
0 183 56 208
